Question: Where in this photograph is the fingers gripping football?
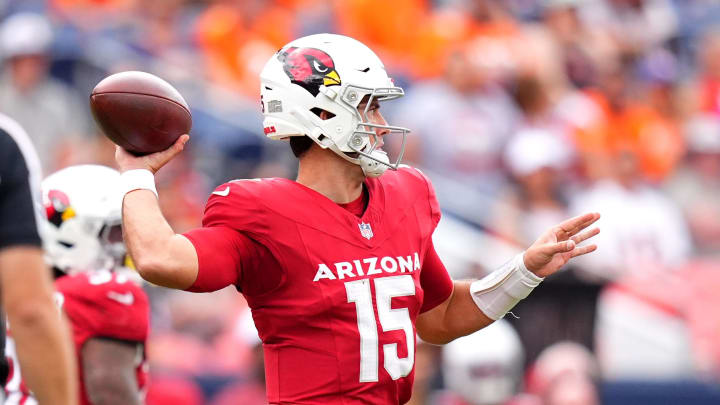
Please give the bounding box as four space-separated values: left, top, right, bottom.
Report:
115 134 189 174
523 212 600 278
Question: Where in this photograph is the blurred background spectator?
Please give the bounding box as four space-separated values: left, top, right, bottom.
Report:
0 12 92 170
664 114 720 256
527 341 601 405
2 0 720 403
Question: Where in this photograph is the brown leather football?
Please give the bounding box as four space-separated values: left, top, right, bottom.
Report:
90 71 192 155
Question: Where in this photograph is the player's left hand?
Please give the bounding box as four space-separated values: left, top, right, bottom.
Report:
523 212 600 278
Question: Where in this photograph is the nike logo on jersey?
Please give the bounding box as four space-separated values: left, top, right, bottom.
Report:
313 252 421 282
212 186 230 197
107 291 134 305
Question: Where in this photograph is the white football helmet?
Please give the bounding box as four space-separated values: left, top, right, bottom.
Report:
260 33 409 177
442 320 525 405
40 165 125 274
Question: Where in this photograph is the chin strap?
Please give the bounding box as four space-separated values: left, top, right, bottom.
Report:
360 150 390 178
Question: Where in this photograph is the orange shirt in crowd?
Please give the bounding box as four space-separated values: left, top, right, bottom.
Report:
333 0 505 79
332 0 428 74
194 2 296 96
574 90 684 182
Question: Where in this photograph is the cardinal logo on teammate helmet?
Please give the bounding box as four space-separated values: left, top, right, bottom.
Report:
278 47 341 97
45 189 75 227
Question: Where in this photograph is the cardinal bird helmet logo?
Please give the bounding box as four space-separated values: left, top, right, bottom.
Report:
45 189 75 227
278 47 341 96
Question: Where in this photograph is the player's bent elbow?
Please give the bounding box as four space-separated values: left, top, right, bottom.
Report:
416 322 458 345
417 330 456 346
132 255 171 285
132 252 193 289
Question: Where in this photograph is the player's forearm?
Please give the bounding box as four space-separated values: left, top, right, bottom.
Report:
83 339 142 405
11 309 78 405
122 190 196 288
417 281 494 344
420 253 546 344
85 373 140 405
122 190 174 272
0 248 78 405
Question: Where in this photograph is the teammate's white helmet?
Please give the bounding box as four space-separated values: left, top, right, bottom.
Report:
442 320 525 405
40 165 125 274
260 33 409 177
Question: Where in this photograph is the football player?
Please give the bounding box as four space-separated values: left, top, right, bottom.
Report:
0 113 77 404
4 165 149 405
117 34 600 404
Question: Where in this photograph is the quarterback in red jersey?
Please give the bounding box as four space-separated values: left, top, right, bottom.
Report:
117 34 599 404
4 165 149 405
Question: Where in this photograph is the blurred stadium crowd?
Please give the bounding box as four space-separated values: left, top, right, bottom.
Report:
1 0 720 404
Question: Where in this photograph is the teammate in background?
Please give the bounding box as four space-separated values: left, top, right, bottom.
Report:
439 320 528 405
4 165 149 405
117 34 600 404
0 113 77 404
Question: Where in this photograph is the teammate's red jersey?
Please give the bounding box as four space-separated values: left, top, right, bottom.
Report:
183 167 454 404
4 271 150 405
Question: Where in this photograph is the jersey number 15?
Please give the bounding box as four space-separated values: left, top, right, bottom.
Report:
345 274 415 382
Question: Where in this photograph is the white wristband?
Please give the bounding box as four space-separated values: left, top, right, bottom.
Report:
120 169 158 198
469 252 544 320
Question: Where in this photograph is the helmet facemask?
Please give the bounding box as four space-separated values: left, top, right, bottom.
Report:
334 85 409 178
99 220 127 268
44 214 125 275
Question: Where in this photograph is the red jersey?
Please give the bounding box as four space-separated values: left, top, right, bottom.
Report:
183 167 454 404
4 271 150 405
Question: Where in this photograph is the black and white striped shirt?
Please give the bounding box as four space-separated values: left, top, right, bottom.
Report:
0 113 44 385
0 112 43 249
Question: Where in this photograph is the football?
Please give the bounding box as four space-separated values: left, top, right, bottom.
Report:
89 71 192 155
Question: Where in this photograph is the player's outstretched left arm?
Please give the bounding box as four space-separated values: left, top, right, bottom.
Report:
83 338 142 405
417 213 600 344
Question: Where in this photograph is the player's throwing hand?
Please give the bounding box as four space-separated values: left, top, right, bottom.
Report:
523 212 601 278
115 134 189 174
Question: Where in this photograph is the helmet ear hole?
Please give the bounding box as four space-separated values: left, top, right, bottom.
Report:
310 107 336 120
